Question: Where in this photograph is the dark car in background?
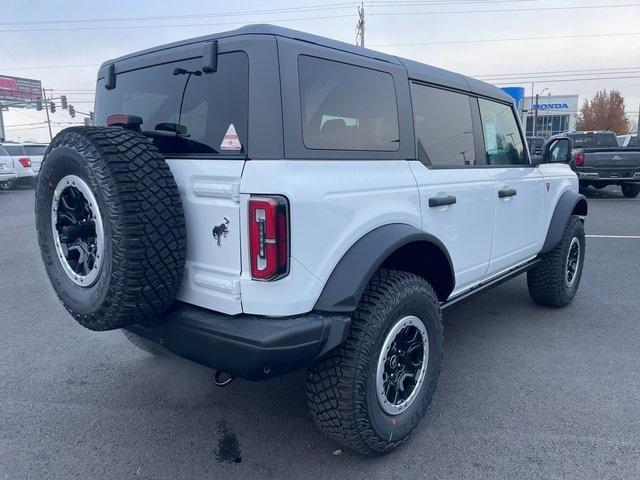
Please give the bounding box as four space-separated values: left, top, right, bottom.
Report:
527 136 545 156
550 131 640 197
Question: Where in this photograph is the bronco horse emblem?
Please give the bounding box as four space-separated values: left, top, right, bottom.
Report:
212 217 230 246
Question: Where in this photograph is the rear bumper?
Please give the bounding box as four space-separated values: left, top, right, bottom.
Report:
577 171 640 182
126 303 351 381
0 173 16 182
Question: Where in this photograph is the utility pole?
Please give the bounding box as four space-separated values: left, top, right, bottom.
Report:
356 2 365 47
0 102 5 141
41 87 53 141
533 94 539 137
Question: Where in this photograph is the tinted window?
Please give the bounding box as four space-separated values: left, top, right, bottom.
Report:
298 56 399 151
568 132 618 148
3 145 26 156
410 83 475 166
95 52 248 156
478 99 526 165
0 145 8 156
630 136 638 147
24 145 48 156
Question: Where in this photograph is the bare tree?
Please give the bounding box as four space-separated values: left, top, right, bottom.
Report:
575 89 630 134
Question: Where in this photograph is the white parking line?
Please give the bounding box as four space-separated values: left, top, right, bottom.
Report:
586 235 640 239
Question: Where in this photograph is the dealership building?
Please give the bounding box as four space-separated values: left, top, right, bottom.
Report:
501 88 579 139
522 94 579 138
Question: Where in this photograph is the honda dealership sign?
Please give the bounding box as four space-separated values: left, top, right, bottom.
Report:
0 75 42 103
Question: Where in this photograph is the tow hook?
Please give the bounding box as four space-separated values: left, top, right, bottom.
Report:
213 370 234 387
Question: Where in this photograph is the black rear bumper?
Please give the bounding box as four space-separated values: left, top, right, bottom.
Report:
126 303 351 381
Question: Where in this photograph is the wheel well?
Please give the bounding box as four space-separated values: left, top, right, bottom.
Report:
572 198 588 217
380 241 454 301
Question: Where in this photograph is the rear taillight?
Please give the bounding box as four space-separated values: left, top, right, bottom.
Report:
18 157 31 168
574 151 585 168
248 195 289 281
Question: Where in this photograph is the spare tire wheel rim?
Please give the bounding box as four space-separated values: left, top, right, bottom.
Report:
51 175 104 287
565 236 580 288
376 315 429 415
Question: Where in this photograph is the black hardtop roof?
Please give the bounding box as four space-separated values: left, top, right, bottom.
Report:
100 24 511 103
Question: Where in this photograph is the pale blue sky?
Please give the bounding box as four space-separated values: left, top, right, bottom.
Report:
1 0 639 141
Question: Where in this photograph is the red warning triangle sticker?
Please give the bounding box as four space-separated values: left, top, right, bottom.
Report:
220 124 242 152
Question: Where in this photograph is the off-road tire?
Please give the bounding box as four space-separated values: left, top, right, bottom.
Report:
35 127 186 331
122 330 169 356
306 269 443 456
527 215 585 307
621 183 640 198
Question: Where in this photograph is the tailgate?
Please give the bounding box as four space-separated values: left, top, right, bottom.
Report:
584 148 640 169
168 159 245 315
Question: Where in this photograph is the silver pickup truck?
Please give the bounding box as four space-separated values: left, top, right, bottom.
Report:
551 131 640 198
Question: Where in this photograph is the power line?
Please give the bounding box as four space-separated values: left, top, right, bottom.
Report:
369 2 640 16
371 31 640 47
473 66 640 78
0 0 544 27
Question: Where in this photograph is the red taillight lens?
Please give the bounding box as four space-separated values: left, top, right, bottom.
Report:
248 195 289 281
18 157 31 168
574 151 585 167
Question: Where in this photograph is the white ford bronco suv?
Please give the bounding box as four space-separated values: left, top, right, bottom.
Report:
35 25 587 455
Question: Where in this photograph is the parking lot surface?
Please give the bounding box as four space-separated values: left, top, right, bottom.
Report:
1 185 639 479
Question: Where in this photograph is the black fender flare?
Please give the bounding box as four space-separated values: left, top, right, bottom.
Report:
313 224 455 313
540 190 588 254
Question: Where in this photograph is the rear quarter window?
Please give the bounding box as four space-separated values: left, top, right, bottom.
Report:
3 145 26 156
298 55 399 151
23 145 48 156
94 51 249 156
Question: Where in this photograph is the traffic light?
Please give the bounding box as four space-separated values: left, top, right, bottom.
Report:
49 101 56 113
89 111 94 121
68 105 75 118
60 95 68 110
84 117 91 127
36 100 42 111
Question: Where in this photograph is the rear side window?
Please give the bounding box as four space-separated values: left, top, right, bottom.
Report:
0 145 8 156
630 136 638 147
3 145 26 156
569 133 619 148
478 99 526 165
23 145 47 156
298 56 399 151
410 83 475 166
95 52 248 156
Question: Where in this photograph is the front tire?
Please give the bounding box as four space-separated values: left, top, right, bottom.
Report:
621 183 640 198
306 270 443 455
527 215 585 307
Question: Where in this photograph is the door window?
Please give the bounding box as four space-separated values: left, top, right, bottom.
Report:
478 99 527 165
410 83 475 167
298 56 399 151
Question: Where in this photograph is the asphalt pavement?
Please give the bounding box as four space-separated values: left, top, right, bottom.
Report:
1 185 639 479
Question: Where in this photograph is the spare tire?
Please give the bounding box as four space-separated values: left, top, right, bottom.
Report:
35 127 186 331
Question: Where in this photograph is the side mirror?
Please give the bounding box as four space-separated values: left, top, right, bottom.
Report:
542 137 573 164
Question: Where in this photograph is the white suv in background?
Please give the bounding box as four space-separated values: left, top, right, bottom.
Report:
0 144 17 189
0 143 35 187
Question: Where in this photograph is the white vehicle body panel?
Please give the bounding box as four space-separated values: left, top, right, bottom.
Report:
239 160 421 316
408 162 494 294
1 144 34 180
166 159 245 315
22 144 48 175
485 167 546 276
0 148 17 183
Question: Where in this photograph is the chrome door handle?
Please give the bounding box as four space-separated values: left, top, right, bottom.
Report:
428 195 457 207
498 188 517 198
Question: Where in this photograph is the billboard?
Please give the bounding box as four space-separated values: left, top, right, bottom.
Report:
0 75 42 103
